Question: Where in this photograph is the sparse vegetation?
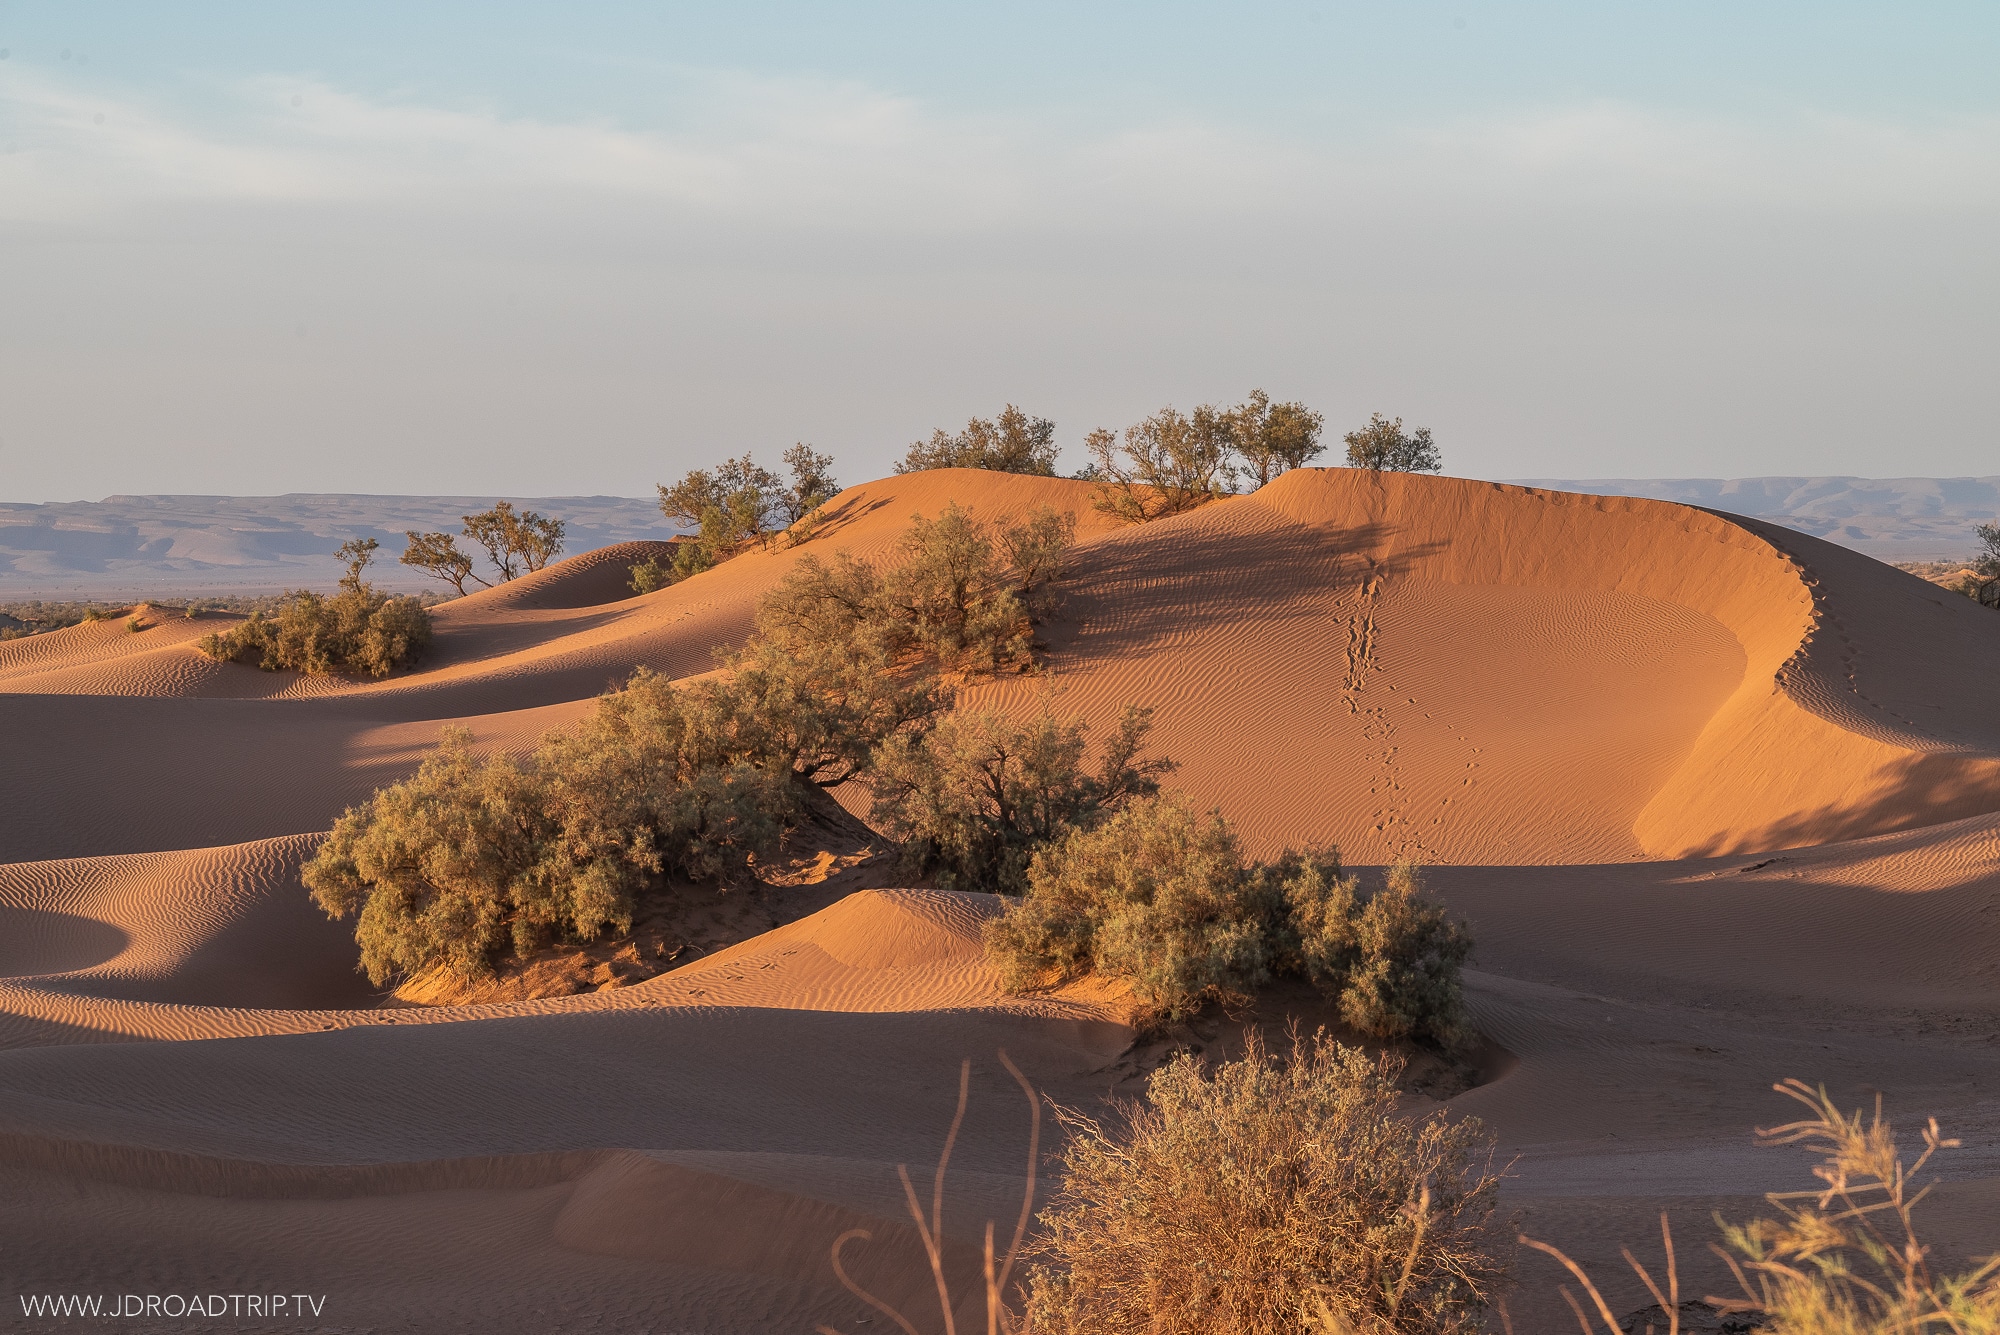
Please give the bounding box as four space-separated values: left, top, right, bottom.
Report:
650 445 842 585
759 502 1075 679
1088 402 1240 524
867 704 1174 895
401 501 567 595
197 540 433 678
1233 389 1327 488
308 503 1075 985
985 798 1474 1041
1086 389 1325 523
1523 1079 2000 1335
1958 523 2000 608
1344 413 1443 473
897 404 1061 476
1025 1030 1510 1335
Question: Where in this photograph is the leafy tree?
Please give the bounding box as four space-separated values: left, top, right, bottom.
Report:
778 443 841 526
650 448 842 587
1965 523 2000 608
463 501 566 580
897 404 1059 476
1232 389 1326 488
1088 403 1239 524
1343 413 1443 473
401 530 481 596
199 539 432 678
868 704 1173 895
402 502 566 594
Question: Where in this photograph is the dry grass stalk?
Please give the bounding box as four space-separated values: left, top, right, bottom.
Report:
817 1048 1042 1335
1519 1079 2000 1335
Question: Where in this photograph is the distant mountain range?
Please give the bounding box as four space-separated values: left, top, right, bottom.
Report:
0 494 669 598
2 477 1994 597
1504 477 2000 562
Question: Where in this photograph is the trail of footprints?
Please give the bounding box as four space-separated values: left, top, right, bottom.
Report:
1338 566 1478 862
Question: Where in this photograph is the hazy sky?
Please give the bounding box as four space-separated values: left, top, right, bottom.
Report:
2 3 1996 500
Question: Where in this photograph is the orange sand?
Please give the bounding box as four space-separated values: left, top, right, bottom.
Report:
1 469 1997 1331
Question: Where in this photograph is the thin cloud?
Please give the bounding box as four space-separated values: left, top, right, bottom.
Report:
2 65 1996 231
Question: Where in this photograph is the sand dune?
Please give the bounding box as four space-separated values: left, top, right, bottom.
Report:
3 467 1998 1331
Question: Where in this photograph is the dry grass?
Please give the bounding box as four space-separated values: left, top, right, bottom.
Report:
1025 1029 1510 1335
818 1049 1042 1335
1519 1080 2000 1335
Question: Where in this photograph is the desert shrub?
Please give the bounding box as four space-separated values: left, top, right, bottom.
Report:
1026 1030 1510 1335
305 671 802 984
986 796 1297 1020
1333 862 1475 1049
897 404 1060 476
628 554 672 593
868 704 1173 895
304 730 551 984
758 503 1076 679
198 540 432 678
986 801 1474 1040
1344 413 1443 473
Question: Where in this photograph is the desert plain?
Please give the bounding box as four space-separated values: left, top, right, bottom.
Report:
0 466 1996 1332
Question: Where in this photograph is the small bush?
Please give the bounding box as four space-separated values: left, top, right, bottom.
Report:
628 555 671 594
868 704 1173 895
199 539 432 679
1026 1030 1510 1335
986 800 1474 1041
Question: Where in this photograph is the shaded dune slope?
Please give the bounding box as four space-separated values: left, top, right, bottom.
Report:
7 469 1998 868
5 470 2000 1330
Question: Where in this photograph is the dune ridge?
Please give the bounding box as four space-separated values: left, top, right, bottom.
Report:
4 467 2000 1331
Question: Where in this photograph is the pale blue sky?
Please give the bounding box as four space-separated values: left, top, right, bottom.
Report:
1 3 1996 499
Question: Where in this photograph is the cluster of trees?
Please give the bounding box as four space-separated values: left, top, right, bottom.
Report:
401 501 567 597
634 445 841 592
984 801 1473 1044
884 394 1443 526
197 540 433 678
305 502 1081 984
897 405 1060 476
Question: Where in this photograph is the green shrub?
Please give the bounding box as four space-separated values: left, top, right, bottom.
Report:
304 730 550 984
868 704 1172 895
986 796 1297 1020
985 801 1474 1042
199 540 432 678
1025 1030 1509 1335
758 503 1075 679
305 671 801 985
628 555 671 594
896 404 1060 475
1332 862 1474 1049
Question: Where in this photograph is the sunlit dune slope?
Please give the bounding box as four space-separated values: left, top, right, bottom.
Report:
964 469 2000 862
5 468 1999 868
